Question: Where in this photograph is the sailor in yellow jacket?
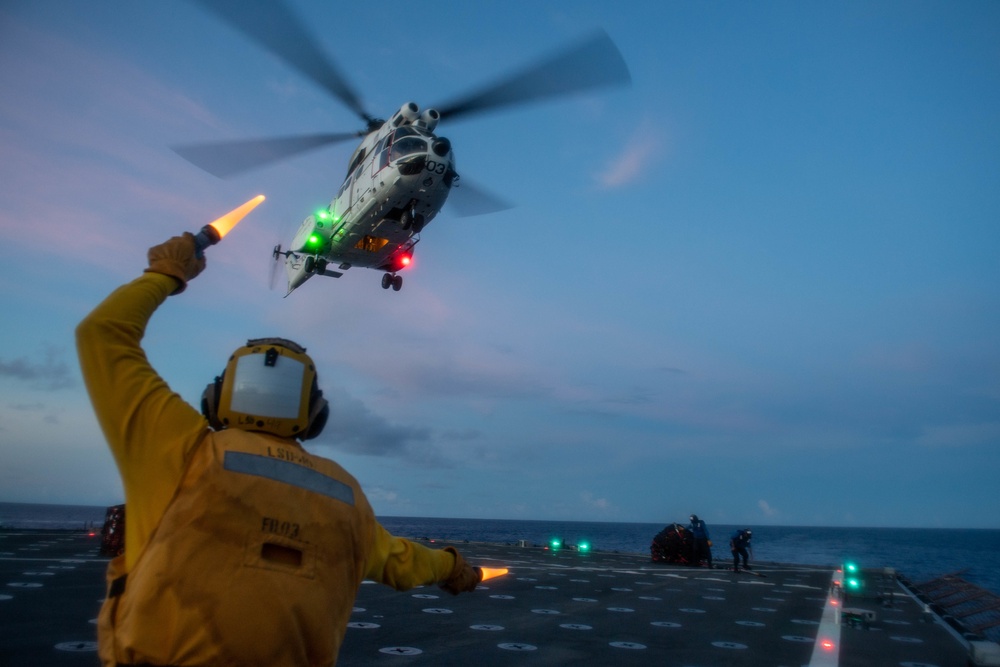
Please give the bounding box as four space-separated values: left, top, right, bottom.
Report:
76 233 480 667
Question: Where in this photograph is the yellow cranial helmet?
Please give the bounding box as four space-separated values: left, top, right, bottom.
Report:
201 338 328 440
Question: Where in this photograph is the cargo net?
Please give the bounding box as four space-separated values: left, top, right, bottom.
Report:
650 522 693 564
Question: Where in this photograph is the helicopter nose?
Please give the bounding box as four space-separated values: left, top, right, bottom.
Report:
432 137 451 157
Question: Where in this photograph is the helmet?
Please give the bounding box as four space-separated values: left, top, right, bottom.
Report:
690 514 698 522
201 338 329 440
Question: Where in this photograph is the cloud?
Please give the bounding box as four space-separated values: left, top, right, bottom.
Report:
758 499 777 517
595 119 665 188
0 346 74 390
580 491 612 513
314 385 440 463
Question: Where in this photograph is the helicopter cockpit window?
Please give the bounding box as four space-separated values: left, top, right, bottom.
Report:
390 137 427 161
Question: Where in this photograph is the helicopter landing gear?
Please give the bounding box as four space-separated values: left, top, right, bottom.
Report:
381 273 403 291
400 208 425 233
304 257 328 275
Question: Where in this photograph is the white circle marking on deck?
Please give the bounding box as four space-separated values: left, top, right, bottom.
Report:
573 597 598 602
611 641 647 649
531 608 560 615
560 623 592 630
421 608 452 614
608 607 635 612
471 624 504 631
736 620 766 627
639 596 662 601
679 608 706 613
498 643 537 651
782 635 814 642
411 593 438 599
379 647 422 655
347 622 380 629
712 641 748 649
651 621 682 628
489 594 515 599
752 607 777 612
55 641 98 652
7 582 42 588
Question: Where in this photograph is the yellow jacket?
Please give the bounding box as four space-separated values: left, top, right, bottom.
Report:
77 273 457 666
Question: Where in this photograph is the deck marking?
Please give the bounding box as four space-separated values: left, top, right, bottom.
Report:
498 643 537 651
379 647 422 655
805 574 841 667
55 641 98 652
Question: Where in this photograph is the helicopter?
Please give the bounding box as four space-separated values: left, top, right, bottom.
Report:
173 0 631 295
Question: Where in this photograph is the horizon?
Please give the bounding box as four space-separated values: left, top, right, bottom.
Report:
1 500 996 532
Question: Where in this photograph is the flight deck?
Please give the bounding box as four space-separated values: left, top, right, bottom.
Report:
0 530 978 666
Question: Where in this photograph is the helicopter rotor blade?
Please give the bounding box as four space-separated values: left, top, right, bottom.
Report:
191 0 376 125
436 29 631 122
447 178 514 218
173 132 361 178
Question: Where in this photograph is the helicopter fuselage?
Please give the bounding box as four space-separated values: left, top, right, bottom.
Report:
283 102 455 293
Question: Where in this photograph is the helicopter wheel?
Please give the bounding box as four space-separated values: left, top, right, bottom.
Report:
399 210 412 230
304 256 316 273
381 273 393 289
412 214 425 233
392 275 403 291
315 259 328 274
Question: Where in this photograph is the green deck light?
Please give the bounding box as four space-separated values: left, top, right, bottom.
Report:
844 561 862 591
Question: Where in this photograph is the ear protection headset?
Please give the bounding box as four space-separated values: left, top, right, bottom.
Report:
201 338 329 440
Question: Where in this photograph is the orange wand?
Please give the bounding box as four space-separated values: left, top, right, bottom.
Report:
477 567 509 582
194 194 266 257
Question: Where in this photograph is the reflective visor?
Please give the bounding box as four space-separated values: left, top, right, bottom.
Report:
229 354 305 419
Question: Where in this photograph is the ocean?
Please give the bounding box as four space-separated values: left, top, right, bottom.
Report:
3 502 998 595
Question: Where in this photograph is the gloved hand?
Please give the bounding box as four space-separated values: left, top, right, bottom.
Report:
145 232 206 294
439 546 481 595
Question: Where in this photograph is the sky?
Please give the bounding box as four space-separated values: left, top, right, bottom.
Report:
1 1 998 529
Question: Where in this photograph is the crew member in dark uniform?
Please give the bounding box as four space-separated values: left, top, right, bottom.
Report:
688 514 713 568
730 528 753 572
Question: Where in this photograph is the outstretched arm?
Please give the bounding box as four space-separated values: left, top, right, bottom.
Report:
364 522 479 594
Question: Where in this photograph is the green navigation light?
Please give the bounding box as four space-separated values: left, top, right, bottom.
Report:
550 538 562 550
844 561 862 590
578 541 591 552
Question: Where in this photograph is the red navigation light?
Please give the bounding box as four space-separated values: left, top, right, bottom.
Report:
821 638 835 650
400 254 412 268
